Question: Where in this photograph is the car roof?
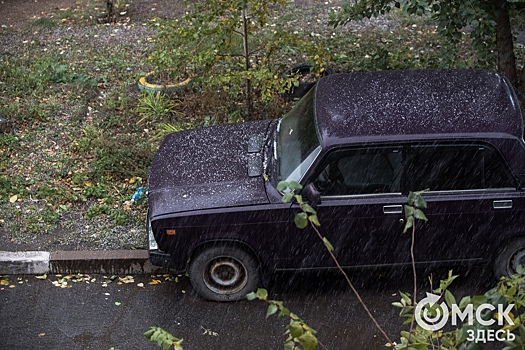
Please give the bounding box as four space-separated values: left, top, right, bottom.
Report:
314 69 523 149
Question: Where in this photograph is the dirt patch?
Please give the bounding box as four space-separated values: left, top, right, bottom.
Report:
0 0 192 28
0 0 331 28
0 0 81 27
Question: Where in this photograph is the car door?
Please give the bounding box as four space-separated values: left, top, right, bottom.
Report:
297 145 411 268
403 142 525 265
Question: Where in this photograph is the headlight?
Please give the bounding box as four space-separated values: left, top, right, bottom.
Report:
147 217 159 251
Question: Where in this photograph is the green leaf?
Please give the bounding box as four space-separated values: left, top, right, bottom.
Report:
144 328 155 339
441 336 453 347
444 289 456 308
294 212 308 229
322 237 334 252
256 288 268 300
246 292 257 301
302 204 317 215
308 214 321 227
404 205 414 218
287 323 304 338
282 192 294 203
459 296 471 309
284 341 295 350
279 306 291 317
276 181 289 192
407 191 417 206
162 342 172 350
298 331 318 350
403 216 414 233
400 291 412 305
437 272 459 293
266 303 278 318
288 181 303 191
414 209 428 221
414 193 428 209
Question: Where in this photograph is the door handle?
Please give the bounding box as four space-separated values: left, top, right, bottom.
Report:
383 205 403 214
493 200 512 209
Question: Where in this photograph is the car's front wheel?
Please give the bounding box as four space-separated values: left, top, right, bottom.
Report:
494 237 525 278
188 244 260 301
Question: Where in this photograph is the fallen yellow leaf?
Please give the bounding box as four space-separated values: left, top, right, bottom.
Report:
9 195 17 203
149 279 161 285
118 276 135 284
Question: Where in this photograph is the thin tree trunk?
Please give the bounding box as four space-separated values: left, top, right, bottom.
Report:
494 0 517 87
242 9 254 118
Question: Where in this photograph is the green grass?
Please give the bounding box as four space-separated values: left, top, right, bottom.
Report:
0 2 152 249
32 17 58 29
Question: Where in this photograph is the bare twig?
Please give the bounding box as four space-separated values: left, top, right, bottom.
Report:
405 223 417 350
300 202 394 345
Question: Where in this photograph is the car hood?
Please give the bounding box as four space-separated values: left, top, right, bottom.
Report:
148 120 272 219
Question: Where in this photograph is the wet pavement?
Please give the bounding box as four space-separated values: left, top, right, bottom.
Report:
1 267 496 349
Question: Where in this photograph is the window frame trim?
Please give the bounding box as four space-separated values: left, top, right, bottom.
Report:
306 140 520 199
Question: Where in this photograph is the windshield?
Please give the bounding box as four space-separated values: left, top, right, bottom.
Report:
276 88 321 183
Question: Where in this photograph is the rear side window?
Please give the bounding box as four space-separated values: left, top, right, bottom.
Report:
406 144 515 191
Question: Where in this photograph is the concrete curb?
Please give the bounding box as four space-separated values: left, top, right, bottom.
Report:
0 250 169 275
0 251 50 274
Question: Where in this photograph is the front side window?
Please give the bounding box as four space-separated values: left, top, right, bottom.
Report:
314 147 403 196
406 144 515 191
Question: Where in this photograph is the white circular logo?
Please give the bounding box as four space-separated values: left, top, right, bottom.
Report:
415 293 449 331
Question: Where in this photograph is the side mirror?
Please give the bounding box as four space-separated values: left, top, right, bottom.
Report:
303 183 321 206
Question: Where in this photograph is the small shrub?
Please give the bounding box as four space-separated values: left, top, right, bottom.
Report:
135 92 180 124
110 209 131 225
0 175 31 199
36 184 67 202
50 63 99 88
85 204 110 218
77 127 154 182
83 183 109 199
32 17 58 29
89 135 154 181
0 133 18 148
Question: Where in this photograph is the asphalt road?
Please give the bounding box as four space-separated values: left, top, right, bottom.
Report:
1 267 496 350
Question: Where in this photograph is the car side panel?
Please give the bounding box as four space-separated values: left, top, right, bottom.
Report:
151 203 329 272
414 190 525 263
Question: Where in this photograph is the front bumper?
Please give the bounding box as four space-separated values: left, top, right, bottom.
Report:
147 215 179 270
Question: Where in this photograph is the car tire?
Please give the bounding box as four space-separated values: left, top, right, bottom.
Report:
493 237 525 278
188 244 260 302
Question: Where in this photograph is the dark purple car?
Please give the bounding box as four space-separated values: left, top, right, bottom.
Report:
147 69 525 301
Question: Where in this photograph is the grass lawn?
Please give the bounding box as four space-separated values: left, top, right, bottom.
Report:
0 0 522 251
